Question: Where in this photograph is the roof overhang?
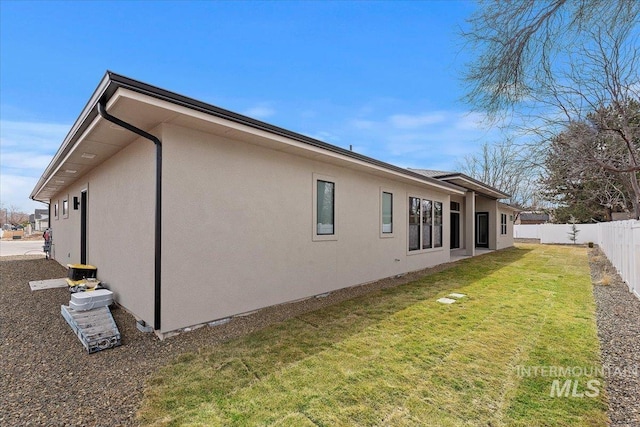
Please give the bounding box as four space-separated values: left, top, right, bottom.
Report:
498 202 521 212
31 72 465 202
435 173 510 200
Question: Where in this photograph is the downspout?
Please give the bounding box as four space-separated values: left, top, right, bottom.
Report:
97 100 162 331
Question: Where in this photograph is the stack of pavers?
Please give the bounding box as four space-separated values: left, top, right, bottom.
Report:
60 264 121 353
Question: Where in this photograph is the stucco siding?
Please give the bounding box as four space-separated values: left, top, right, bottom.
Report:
475 196 498 250
497 206 515 249
49 138 155 324
50 188 81 264
160 123 450 332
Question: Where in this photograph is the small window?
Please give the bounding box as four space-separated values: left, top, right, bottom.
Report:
54 202 59 219
62 197 69 218
501 213 507 235
450 201 460 212
316 180 335 235
382 192 393 234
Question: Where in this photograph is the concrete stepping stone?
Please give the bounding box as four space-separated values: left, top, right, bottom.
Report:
437 297 457 304
448 293 466 299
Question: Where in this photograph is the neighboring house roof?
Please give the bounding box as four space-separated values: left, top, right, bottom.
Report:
519 212 550 222
409 169 511 200
611 212 634 221
29 209 49 224
31 72 471 202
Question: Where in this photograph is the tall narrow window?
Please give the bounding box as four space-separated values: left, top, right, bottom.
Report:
62 197 69 218
54 202 59 219
501 213 507 235
408 197 421 251
316 180 335 235
382 192 393 234
422 199 432 249
434 201 443 247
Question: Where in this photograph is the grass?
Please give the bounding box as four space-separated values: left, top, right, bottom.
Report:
138 244 608 426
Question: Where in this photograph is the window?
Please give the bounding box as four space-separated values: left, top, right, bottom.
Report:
434 201 443 247
409 197 420 251
62 197 69 218
501 213 507 235
54 202 59 219
450 201 460 212
422 199 432 249
381 191 393 234
316 179 335 235
409 196 443 251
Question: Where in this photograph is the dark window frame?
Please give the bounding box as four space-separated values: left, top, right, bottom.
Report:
316 180 335 236
409 196 444 252
382 191 393 234
500 213 507 235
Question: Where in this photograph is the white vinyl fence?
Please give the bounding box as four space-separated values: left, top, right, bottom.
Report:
598 220 640 299
514 223 599 244
515 220 640 298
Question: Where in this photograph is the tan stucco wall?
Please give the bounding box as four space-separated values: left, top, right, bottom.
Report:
475 196 498 250
160 123 451 332
49 138 156 323
497 206 515 250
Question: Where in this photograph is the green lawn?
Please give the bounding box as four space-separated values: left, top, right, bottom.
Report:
138 244 608 426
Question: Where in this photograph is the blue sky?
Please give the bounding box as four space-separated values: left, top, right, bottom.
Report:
1 0 500 213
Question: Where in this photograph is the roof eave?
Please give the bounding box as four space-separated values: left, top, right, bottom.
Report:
31 71 467 201
436 173 511 199
30 71 115 202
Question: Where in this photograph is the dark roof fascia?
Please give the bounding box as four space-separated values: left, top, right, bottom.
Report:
104 72 464 194
32 72 465 200
498 202 521 212
435 172 511 199
32 71 467 201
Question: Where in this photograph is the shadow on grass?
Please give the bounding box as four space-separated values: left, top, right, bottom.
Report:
144 246 534 417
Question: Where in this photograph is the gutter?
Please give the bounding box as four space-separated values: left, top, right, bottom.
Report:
97 100 163 332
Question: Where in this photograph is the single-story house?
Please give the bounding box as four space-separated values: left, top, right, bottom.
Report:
29 208 50 231
31 72 516 338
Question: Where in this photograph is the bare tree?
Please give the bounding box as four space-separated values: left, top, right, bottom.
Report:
463 0 640 218
8 205 29 226
541 121 634 221
457 139 539 207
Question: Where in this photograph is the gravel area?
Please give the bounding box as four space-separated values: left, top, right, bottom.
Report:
3 249 638 426
589 248 640 427
0 255 458 426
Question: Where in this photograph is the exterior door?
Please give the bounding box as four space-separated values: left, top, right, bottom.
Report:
475 212 489 248
80 190 87 264
450 212 460 249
